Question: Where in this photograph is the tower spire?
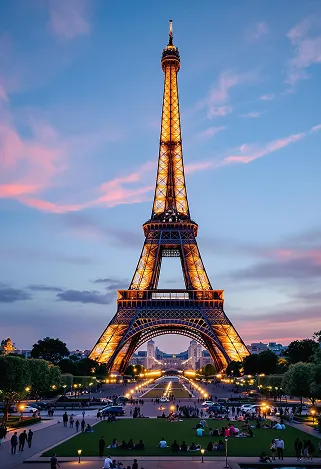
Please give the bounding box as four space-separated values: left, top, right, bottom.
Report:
169 19 173 44
151 21 189 222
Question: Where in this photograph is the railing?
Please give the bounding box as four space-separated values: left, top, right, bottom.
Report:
117 289 224 301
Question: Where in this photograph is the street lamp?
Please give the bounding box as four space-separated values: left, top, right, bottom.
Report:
201 448 205 463
311 409 316 425
224 437 229 468
19 405 25 422
78 449 82 463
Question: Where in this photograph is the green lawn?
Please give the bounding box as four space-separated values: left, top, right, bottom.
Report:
43 419 321 458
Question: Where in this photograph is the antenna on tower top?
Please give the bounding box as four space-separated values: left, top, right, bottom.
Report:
169 19 173 45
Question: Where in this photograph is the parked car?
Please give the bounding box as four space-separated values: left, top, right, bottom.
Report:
21 405 39 413
0 404 17 413
206 405 227 413
101 406 125 416
240 404 254 412
160 397 169 402
31 402 49 409
202 401 215 407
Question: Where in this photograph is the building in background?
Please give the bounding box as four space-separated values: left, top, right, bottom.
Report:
247 342 286 355
188 340 202 370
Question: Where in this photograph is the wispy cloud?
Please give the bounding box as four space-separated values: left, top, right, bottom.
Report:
286 16 321 85
197 126 226 140
222 123 321 166
240 112 262 119
57 289 114 305
247 21 269 41
199 71 256 119
48 0 91 40
259 93 275 101
0 283 32 303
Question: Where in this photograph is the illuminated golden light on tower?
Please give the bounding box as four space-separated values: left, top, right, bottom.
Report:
88 21 249 373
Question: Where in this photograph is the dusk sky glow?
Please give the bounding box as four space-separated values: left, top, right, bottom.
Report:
1 1 321 353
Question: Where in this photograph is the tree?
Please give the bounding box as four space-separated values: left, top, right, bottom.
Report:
28 359 52 397
0 356 30 422
203 363 216 377
77 358 98 376
243 354 258 375
284 339 318 364
309 363 321 405
31 337 69 364
257 350 278 374
49 365 62 390
282 362 312 403
226 360 243 377
313 330 321 343
58 358 79 375
124 364 145 377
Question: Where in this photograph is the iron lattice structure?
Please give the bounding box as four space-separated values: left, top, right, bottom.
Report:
89 22 249 373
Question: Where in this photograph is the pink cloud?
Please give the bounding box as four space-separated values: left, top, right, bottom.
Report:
0 122 66 200
18 163 155 214
49 0 91 40
185 162 213 174
286 16 321 85
223 132 305 165
197 126 226 140
271 248 321 265
259 93 275 101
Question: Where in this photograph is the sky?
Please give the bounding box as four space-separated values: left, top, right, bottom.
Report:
1 0 321 354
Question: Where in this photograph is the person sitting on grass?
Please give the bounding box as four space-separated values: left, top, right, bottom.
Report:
196 427 204 437
119 440 128 450
259 451 272 462
239 425 254 437
180 441 188 452
135 440 144 450
109 439 118 448
189 442 201 451
127 439 135 449
217 440 225 451
159 437 168 448
171 440 179 452
207 441 213 451
85 424 94 433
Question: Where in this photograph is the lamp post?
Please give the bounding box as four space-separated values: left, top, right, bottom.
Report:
311 409 316 425
224 437 228 468
78 449 82 463
201 448 205 463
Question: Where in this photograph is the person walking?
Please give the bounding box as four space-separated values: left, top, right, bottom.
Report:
99 436 106 457
81 419 85 432
11 432 18 455
276 437 284 460
50 453 60 468
307 440 315 461
75 419 80 432
294 438 302 460
27 429 33 448
63 412 68 428
18 430 27 451
69 414 74 428
132 459 138 469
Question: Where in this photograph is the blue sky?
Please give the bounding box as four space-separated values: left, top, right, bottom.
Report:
1 0 321 353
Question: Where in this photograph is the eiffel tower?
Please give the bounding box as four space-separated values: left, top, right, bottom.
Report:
89 21 249 373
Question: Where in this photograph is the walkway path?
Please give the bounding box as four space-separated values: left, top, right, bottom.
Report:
0 409 97 469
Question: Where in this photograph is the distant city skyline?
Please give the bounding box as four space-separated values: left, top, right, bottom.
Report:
1 1 321 352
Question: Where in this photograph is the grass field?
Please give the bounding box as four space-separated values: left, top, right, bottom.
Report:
43 419 321 458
